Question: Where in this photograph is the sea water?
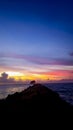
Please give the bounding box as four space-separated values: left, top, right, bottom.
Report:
0 83 73 105
45 83 73 105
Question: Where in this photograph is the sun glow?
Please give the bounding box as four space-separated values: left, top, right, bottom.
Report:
0 68 73 82
6 71 24 77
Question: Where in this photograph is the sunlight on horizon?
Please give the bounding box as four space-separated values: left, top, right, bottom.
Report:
6 71 24 77
0 70 73 83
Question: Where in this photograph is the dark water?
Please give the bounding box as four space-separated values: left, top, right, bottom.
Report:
0 83 73 105
45 83 73 105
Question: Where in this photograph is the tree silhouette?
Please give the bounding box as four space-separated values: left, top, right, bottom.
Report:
30 80 36 85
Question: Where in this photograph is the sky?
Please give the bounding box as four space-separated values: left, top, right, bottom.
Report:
0 0 73 82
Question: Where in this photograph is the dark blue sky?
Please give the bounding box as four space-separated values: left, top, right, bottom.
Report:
0 0 73 81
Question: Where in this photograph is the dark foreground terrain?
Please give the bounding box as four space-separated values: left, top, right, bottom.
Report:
0 84 73 128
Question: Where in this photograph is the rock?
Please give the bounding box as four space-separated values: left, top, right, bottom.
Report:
0 83 73 127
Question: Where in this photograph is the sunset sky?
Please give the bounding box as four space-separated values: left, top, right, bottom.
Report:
0 0 73 82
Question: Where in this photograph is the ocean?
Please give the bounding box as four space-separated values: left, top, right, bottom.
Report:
0 83 73 105
45 83 73 105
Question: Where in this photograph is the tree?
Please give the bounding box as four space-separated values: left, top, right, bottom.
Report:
30 80 36 85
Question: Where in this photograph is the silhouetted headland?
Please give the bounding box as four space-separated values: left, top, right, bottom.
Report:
0 83 73 127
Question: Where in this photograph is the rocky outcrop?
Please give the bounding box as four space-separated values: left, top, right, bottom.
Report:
0 83 73 127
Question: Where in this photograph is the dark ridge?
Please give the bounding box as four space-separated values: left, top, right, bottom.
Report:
0 83 73 127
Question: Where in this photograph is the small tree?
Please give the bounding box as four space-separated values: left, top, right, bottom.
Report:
30 80 36 86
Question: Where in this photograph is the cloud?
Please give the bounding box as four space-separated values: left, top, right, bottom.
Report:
0 72 9 83
1 72 8 80
0 72 28 84
69 52 73 57
31 70 73 76
53 59 73 66
58 79 73 83
0 72 16 84
0 52 73 66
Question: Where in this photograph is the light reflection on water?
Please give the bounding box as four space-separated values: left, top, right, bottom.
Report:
0 84 28 99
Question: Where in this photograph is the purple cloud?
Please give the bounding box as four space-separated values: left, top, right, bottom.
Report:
0 52 73 66
1 72 8 80
69 52 73 57
53 59 73 66
0 72 9 83
0 72 25 84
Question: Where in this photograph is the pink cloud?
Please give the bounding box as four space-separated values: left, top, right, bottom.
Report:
30 70 73 76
